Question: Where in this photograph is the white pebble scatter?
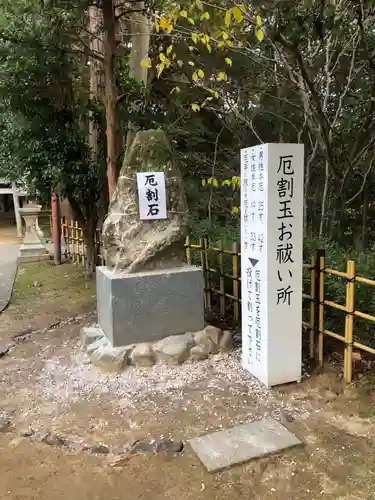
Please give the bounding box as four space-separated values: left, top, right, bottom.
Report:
34 345 310 420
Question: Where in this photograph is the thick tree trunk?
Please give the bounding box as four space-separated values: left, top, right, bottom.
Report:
125 5 151 151
83 226 98 277
51 189 61 265
103 0 118 199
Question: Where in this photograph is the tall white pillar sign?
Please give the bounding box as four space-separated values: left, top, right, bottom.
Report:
240 143 304 387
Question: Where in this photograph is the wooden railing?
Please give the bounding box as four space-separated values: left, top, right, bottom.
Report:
61 220 375 383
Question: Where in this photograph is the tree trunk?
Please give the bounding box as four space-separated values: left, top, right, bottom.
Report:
319 160 330 238
125 4 151 151
103 0 118 199
83 226 98 277
361 184 369 250
51 188 61 265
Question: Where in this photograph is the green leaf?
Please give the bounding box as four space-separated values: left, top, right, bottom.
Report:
217 71 228 81
197 69 204 78
157 62 165 78
180 10 188 18
200 12 210 21
232 7 243 22
224 10 231 26
225 57 232 66
191 103 200 112
140 58 152 68
255 27 264 42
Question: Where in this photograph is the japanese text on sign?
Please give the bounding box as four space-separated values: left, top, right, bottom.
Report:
136 172 167 220
276 155 295 307
241 143 304 387
241 145 266 371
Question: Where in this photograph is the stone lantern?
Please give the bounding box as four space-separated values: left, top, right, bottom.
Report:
18 201 50 262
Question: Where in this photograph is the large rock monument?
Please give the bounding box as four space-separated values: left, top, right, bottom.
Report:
96 129 205 348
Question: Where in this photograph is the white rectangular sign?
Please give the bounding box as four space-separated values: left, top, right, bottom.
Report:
137 171 167 220
240 143 304 387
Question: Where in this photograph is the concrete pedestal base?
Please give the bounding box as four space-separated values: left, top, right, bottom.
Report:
18 244 51 263
96 265 205 347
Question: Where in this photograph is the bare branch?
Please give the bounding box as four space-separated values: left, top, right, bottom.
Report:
345 154 375 205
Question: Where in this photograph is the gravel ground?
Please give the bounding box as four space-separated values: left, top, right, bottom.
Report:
7 330 312 434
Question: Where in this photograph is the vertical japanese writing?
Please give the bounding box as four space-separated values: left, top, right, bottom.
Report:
241 146 266 370
246 264 253 362
136 172 167 220
243 150 249 251
255 269 261 361
241 143 303 386
144 174 160 217
276 155 295 306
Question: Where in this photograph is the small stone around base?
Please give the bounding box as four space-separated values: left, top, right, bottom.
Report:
82 324 232 372
188 417 302 472
96 265 205 347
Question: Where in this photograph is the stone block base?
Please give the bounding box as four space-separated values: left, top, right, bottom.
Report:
96 265 205 347
18 244 51 263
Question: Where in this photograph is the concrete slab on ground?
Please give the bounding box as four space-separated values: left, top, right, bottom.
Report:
188 417 302 472
0 244 19 312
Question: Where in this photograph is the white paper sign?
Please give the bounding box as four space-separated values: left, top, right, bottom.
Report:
240 143 304 387
137 172 167 220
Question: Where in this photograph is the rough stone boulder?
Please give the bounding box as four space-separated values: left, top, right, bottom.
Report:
102 129 189 272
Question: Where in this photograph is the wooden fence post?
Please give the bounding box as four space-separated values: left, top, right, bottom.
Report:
309 253 316 359
185 236 191 265
204 237 212 312
315 249 326 367
232 241 240 322
218 240 225 316
344 260 356 383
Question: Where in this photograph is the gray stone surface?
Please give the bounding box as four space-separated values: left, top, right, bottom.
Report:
194 327 220 354
190 344 210 361
202 325 222 348
219 330 233 352
96 265 204 347
102 129 189 273
154 333 194 365
0 244 19 312
80 326 104 348
188 417 302 472
89 344 131 372
18 243 50 262
86 335 108 356
130 343 155 367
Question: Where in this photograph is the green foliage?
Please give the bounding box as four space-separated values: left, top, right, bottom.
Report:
304 236 375 348
0 0 106 222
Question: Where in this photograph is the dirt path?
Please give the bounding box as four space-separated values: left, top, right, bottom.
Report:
0 262 374 499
